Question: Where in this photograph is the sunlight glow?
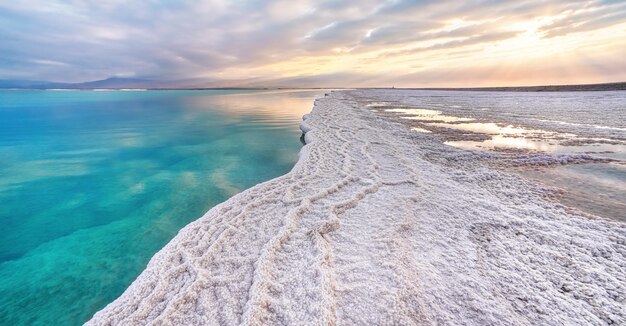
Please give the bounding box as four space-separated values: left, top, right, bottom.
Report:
1 0 625 86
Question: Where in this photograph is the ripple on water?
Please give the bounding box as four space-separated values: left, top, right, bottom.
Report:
0 89 326 325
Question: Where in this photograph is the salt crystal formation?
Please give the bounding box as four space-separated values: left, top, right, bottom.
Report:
89 90 625 325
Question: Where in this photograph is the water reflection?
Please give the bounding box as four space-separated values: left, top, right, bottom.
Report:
378 93 625 221
411 127 432 133
426 122 546 135
386 108 443 115
186 89 324 119
447 137 626 160
446 136 559 152
0 89 325 326
385 108 474 122
422 121 625 161
520 163 626 221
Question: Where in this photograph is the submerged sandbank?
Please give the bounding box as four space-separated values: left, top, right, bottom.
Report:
89 90 625 325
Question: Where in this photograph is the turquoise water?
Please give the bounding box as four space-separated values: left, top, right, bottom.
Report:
0 89 323 325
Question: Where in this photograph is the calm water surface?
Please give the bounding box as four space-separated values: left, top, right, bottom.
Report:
0 89 324 325
376 90 625 221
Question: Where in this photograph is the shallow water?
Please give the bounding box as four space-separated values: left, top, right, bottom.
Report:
427 122 546 135
385 108 474 122
521 163 626 222
376 90 626 220
0 89 324 325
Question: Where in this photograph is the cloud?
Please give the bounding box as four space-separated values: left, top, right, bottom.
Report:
0 0 624 86
539 1 626 37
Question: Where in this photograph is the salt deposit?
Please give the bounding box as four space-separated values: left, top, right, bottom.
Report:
88 90 625 325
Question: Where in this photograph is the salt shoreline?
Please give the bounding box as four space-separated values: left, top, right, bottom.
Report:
88 90 625 325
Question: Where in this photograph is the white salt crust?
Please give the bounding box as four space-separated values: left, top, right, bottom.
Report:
88 90 625 326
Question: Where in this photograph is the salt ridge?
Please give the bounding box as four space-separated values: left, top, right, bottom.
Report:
88 90 625 325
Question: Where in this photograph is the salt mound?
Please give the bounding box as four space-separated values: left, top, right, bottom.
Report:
88 90 625 325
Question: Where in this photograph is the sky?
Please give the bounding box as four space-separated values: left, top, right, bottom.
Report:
1 0 625 87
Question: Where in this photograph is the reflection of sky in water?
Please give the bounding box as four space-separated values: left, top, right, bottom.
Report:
366 101 396 107
385 108 474 122
380 95 625 221
411 127 432 133
447 137 626 160
386 108 442 115
184 89 320 119
383 105 625 159
521 163 626 221
405 115 473 122
531 118 626 132
447 136 560 152
0 89 325 325
427 117 626 219
430 121 626 161
427 122 545 135
419 121 625 160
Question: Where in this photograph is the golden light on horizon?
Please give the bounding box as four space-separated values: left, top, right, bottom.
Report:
251 14 626 87
1 0 625 87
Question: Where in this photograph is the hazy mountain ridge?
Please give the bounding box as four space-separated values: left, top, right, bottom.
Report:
0 77 194 89
1 77 625 91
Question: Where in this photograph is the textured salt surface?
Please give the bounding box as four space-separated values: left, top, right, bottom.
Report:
89 90 625 325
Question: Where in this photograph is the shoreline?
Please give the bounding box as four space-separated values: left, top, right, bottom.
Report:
2 81 625 92
385 81 626 92
89 90 625 325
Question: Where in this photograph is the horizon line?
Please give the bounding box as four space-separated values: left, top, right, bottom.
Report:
2 81 625 92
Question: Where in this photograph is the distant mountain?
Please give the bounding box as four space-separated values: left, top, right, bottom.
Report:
0 76 322 89
1 77 625 91
72 77 156 89
0 79 71 89
0 77 190 89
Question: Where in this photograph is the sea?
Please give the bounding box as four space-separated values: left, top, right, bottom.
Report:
1 88 624 325
0 89 325 325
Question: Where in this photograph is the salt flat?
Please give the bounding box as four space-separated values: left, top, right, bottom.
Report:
89 90 625 325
